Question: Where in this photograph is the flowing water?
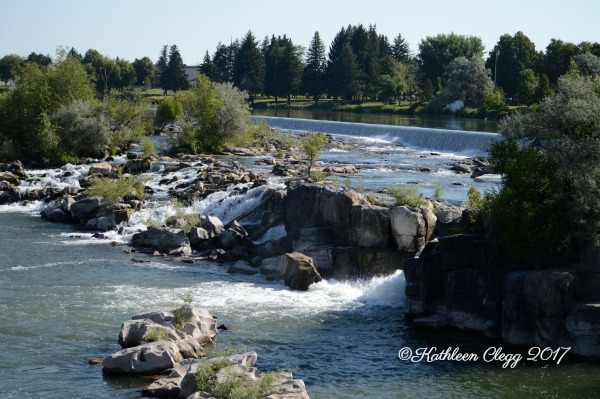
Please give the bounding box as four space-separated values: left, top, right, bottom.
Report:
1 117 599 398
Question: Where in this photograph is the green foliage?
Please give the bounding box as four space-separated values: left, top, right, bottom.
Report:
166 200 201 230
155 97 183 128
86 173 148 203
141 138 157 160
440 56 494 108
486 76 600 266
173 289 194 331
310 170 326 182
386 186 428 207
145 328 171 342
53 99 111 157
300 132 328 178
233 31 265 98
485 32 541 101
301 31 327 102
418 33 485 98
357 177 365 194
433 183 447 200
196 348 283 399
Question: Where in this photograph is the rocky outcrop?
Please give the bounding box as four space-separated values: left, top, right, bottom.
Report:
406 234 600 359
284 183 391 248
132 227 192 256
104 309 311 398
390 205 436 252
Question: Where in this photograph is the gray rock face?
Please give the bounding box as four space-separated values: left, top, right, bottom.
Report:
390 205 436 252
284 183 391 248
132 227 191 255
565 302 600 358
282 252 322 291
102 341 182 374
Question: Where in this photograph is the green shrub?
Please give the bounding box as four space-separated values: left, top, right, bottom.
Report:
141 137 157 160
173 289 194 331
433 183 446 200
386 186 428 207
310 170 326 182
145 328 171 342
85 173 148 203
357 177 365 194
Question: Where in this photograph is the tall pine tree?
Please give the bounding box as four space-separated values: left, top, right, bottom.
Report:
164 44 189 92
301 31 327 103
233 31 265 99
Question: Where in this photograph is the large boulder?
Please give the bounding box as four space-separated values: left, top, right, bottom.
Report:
188 227 210 248
0 186 22 204
132 227 192 256
70 197 106 221
102 341 182 374
88 162 114 177
200 216 225 238
123 159 151 174
390 205 436 252
284 183 391 248
282 252 322 291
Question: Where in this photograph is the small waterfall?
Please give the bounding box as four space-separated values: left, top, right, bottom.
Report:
255 116 501 155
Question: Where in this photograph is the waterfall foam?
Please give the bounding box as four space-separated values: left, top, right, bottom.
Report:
255 116 501 155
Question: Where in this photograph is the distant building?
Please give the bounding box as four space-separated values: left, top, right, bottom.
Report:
184 66 200 84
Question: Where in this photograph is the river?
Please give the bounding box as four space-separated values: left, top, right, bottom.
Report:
1 117 599 399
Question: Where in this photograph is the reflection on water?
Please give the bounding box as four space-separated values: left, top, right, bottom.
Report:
253 108 499 133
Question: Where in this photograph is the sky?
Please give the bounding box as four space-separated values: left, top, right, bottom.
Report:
2 0 599 65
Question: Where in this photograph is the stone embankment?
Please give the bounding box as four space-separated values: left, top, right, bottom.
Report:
101 307 310 399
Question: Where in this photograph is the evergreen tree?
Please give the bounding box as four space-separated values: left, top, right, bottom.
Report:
165 44 189 92
279 36 304 104
156 45 168 91
26 52 52 68
328 43 359 102
391 34 412 62
301 31 327 103
327 26 353 99
233 31 265 99
264 35 282 101
199 50 222 82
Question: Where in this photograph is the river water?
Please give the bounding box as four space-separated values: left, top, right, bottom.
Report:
1 117 599 399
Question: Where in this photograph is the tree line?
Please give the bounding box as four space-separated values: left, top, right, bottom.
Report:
2 26 598 109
